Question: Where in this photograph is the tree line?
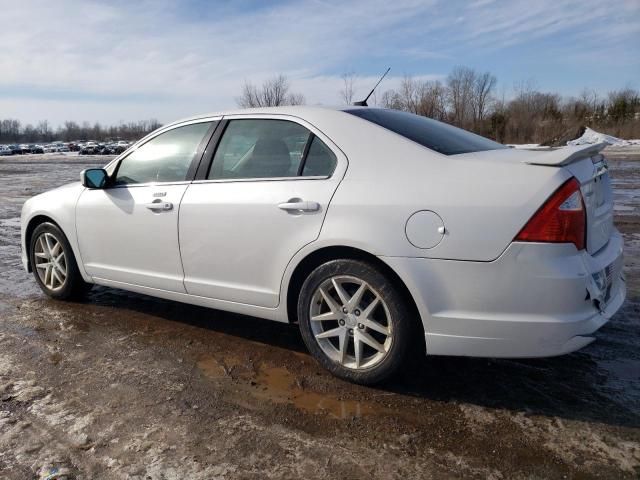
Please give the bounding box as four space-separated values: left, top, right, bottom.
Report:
3 67 638 145
238 68 640 145
0 119 162 144
378 68 639 144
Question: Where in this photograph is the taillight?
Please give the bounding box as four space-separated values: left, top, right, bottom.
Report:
515 178 586 250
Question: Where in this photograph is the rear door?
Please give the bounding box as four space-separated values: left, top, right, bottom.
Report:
179 115 347 307
76 120 216 291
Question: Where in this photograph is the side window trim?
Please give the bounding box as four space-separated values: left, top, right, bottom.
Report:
196 119 229 181
296 133 315 176
109 119 219 188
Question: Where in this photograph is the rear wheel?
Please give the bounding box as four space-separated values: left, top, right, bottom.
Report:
30 222 92 300
298 259 413 385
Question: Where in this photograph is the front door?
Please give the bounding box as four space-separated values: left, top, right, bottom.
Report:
179 117 346 307
76 120 214 292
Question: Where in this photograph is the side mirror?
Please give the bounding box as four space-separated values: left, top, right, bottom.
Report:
81 168 109 189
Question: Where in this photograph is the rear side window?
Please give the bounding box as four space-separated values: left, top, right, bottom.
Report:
115 122 212 185
208 119 337 180
345 108 507 156
209 119 310 179
302 136 337 177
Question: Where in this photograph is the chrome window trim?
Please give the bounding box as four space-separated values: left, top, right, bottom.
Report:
191 175 330 185
107 180 193 189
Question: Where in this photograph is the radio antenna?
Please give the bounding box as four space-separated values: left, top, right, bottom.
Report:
353 67 391 107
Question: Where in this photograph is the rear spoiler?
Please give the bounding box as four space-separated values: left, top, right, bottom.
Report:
524 142 608 166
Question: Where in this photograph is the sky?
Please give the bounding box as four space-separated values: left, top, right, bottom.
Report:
0 0 638 127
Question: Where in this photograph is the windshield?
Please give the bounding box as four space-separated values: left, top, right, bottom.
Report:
345 108 507 156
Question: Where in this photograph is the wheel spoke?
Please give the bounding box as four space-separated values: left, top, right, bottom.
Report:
354 335 362 368
35 262 50 270
51 267 63 287
362 318 390 335
45 265 52 288
311 311 341 322
45 234 55 256
56 254 67 276
361 296 380 318
356 330 385 353
338 329 348 365
315 327 343 339
50 241 62 257
38 236 47 256
331 278 350 306
346 283 367 310
319 286 340 313
35 252 48 259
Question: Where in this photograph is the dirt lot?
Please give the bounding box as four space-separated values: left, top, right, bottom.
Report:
0 151 639 479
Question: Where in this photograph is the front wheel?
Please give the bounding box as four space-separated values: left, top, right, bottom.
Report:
29 222 92 300
298 259 414 385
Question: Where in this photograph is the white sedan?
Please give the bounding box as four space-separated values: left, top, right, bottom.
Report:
20 106 626 384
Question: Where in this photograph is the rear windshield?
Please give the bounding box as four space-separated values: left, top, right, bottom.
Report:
345 108 507 156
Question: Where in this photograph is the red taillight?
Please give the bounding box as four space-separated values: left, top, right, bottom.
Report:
515 178 586 251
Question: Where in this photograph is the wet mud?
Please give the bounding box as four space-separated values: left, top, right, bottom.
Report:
0 152 639 479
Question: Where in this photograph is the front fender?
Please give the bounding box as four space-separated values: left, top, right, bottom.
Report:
20 183 92 282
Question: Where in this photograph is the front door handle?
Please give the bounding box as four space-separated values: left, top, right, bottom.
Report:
145 200 173 211
278 200 320 213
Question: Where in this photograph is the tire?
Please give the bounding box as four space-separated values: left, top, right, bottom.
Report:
298 259 414 385
29 222 92 300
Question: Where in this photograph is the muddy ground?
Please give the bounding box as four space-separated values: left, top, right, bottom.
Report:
0 151 638 479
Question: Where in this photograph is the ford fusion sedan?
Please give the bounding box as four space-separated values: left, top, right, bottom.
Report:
20 106 626 384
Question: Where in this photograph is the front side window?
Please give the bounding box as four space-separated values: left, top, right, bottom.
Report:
114 122 212 185
209 119 311 179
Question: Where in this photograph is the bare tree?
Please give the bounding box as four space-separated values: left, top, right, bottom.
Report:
472 71 497 127
380 77 447 120
340 72 357 105
237 74 305 108
447 66 477 128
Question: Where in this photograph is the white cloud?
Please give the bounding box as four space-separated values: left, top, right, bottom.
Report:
0 0 637 126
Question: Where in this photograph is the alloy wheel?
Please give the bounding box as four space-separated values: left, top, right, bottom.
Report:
309 275 393 370
34 232 67 291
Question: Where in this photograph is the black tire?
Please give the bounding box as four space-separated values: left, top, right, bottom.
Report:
298 259 415 385
29 222 92 300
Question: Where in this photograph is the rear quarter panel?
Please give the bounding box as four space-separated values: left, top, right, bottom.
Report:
307 111 569 261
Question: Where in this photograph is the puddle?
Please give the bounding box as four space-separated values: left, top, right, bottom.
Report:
255 366 379 419
197 355 381 419
196 355 247 378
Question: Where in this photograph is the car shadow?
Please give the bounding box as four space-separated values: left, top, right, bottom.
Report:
84 286 640 430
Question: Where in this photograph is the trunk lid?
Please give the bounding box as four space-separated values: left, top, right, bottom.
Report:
565 152 614 255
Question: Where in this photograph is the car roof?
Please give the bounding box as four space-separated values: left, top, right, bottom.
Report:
164 105 368 129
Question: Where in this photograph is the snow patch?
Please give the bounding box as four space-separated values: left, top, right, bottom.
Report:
567 127 640 147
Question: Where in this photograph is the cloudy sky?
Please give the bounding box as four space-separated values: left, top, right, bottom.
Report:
1 0 638 126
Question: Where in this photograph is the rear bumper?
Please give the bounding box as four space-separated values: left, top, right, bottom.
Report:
382 230 626 358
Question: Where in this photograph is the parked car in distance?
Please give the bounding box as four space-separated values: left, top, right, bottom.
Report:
0 145 12 155
7 144 25 154
20 106 626 384
28 144 45 154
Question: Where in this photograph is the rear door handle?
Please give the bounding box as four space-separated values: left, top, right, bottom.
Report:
145 201 173 211
278 200 320 212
